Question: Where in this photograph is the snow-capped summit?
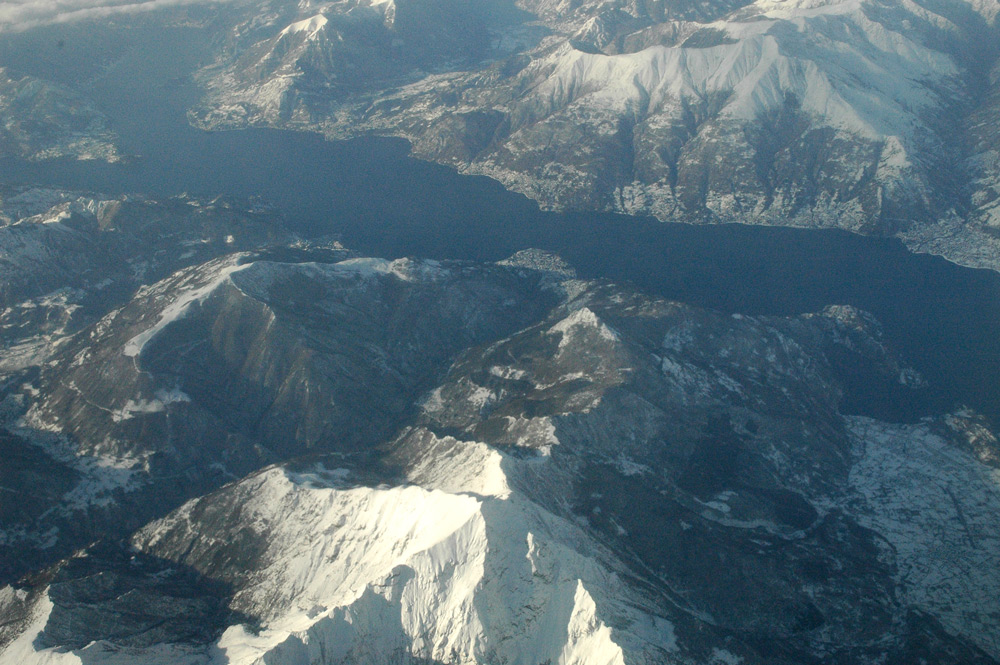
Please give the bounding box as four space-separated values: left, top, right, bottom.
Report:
278 13 328 38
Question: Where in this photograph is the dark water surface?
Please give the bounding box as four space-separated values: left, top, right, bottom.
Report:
1 21 999 425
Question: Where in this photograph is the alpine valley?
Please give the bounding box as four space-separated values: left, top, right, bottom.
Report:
0 0 1000 663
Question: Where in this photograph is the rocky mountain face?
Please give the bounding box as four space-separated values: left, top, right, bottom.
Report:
183 0 1000 269
0 189 294 371
0 191 301 579
0 69 120 163
0 187 998 663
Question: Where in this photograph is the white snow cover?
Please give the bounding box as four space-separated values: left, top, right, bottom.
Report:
847 415 1000 657
123 257 249 358
0 595 81 665
278 14 327 39
524 20 953 141
121 465 673 665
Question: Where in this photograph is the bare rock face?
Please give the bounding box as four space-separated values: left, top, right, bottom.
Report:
0 192 304 582
29 255 557 468
0 217 997 664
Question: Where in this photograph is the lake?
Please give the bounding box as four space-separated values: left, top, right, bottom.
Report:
1 20 998 426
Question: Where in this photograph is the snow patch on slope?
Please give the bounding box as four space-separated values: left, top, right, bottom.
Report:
846 415 1000 657
123 258 249 358
331 257 450 282
278 14 327 39
551 307 620 349
110 388 191 422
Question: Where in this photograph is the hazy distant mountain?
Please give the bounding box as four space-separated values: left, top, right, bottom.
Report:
0 69 119 162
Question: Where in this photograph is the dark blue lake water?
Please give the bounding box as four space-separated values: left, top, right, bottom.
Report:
2 22 999 426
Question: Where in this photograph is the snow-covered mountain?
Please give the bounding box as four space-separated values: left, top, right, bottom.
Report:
0 4 999 661
3 0 1000 267
1 197 998 663
189 0 1000 269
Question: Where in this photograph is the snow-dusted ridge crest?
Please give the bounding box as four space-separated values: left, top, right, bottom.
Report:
128 464 645 665
118 255 452 359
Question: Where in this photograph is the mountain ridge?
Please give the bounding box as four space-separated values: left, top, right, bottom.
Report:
1 229 998 663
183 0 1000 270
